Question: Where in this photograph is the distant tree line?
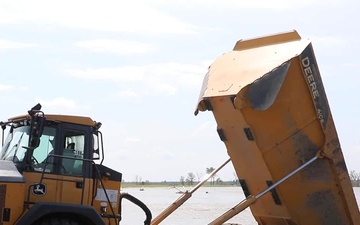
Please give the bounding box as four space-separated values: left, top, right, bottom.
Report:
128 169 360 188
178 167 226 186
129 167 241 186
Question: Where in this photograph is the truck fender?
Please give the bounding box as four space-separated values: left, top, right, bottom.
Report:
16 202 105 225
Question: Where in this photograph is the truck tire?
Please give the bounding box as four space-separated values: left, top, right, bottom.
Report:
34 217 81 225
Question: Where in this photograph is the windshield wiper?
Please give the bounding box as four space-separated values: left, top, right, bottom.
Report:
11 132 25 162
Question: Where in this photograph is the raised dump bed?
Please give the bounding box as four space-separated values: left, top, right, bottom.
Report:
195 30 360 225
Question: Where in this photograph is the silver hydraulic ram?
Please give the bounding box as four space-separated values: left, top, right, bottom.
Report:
151 158 231 225
208 154 320 225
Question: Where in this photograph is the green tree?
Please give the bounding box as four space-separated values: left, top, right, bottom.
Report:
196 172 203 182
187 172 196 185
180 176 185 186
135 175 142 185
206 167 216 185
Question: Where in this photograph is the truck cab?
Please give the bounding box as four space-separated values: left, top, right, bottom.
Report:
2 114 98 177
0 105 151 225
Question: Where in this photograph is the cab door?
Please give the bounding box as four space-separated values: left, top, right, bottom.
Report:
57 123 93 205
24 125 59 204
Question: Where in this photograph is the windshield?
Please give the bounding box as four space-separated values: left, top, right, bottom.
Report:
1 125 56 164
1 126 29 162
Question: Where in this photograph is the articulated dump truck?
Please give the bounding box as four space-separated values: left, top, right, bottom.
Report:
0 30 358 225
194 30 360 224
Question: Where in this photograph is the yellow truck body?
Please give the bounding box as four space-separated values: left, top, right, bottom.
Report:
195 30 360 225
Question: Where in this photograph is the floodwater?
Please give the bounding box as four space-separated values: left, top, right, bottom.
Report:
119 187 360 225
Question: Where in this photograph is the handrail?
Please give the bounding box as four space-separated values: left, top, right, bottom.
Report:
25 154 119 224
120 193 152 225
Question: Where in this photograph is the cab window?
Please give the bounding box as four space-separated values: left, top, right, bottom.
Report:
32 127 56 173
1 125 57 173
61 130 85 175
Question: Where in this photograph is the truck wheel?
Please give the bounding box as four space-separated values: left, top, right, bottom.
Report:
34 217 80 225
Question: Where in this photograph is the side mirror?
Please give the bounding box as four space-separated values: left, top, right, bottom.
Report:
29 115 45 148
28 104 45 148
92 132 100 160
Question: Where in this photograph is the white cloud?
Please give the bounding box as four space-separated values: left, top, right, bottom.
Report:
343 62 360 69
75 39 156 55
0 0 198 35
0 39 37 49
0 84 28 91
66 62 208 96
124 137 141 143
140 0 341 10
68 67 145 82
33 97 91 115
190 121 217 138
151 83 177 95
310 36 345 47
118 90 139 98
0 84 13 91
35 97 77 109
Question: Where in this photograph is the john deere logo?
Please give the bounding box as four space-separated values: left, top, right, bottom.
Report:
33 183 46 196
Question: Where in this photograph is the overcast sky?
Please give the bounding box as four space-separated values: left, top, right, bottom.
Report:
0 0 359 182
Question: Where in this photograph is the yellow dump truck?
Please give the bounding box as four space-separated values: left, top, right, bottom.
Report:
194 30 360 224
0 30 358 225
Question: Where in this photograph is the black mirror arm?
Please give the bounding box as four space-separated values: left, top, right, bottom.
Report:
22 146 36 171
27 103 45 149
28 103 42 116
